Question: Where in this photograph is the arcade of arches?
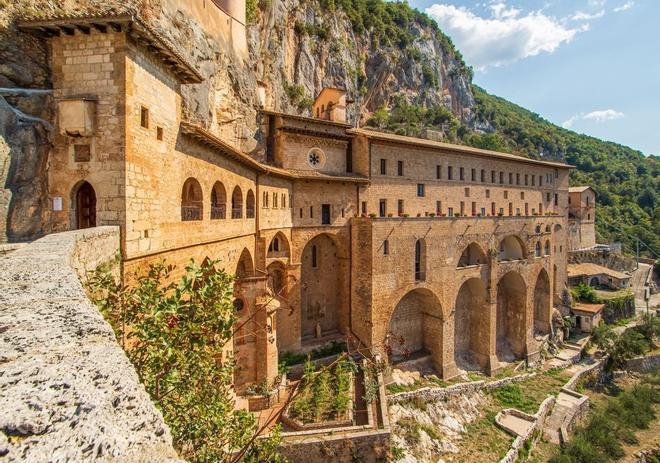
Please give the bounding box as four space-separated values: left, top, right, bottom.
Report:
454 278 490 371
496 271 527 362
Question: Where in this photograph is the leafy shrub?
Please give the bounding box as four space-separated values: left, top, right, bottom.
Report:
88 259 284 463
571 282 601 303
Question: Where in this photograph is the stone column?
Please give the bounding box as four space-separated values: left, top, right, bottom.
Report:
486 249 500 376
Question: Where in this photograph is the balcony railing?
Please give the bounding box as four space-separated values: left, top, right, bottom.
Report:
232 207 242 219
211 205 226 220
181 206 202 221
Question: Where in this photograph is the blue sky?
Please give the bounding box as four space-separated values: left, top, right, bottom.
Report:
404 0 659 155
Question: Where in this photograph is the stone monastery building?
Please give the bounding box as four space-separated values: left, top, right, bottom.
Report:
17 2 593 397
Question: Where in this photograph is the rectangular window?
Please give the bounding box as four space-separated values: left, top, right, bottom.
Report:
362 201 367 215
554 194 559 206
525 174 528 186
417 184 425 197
486 189 490 198
322 204 331 224
509 172 513 185
516 173 520 185
312 245 317 268
504 190 509 199
460 167 465 181
491 202 496 215
289 194 293 208
341 208 345 218
73 144 91 162
539 203 543 215
346 146 353 173
273 192 278 208
282 193 286 208
264 192 269 208
460 201 465 215
156 126 163 141
539 175 543 186
398 199 404 216
509 202 513 215
525 203 529 215
448 166 453 180
397 160 404 176
499 207 504 215
380 158 386 175
448 207 454 217
310 206 313 218
471 168 476 182
140 106 149 128
481 207 486 216
521 192 525 200
481 169 486 182
383 240 389 255
436 201 442 215
491 170 496 183
471 201 476 216
379 199 386 217
547 192 551 202
465 187 470 197
299 208 303 218
531 175 535 186
516 207 521 215
555 168 559 178
436 165 442 179
500 171 504 184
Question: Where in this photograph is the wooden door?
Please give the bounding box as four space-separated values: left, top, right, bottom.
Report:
76 182 96 229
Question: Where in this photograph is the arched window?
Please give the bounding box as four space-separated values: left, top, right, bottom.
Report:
457 242 486 267
267 233 290 259
535 241 542 257
545 225 551 233
246 189 255 218
181 178 203 221
231 186 243 219
210 181 226 219
544 240 551 256
415 239 426 281
535 225 541 234
499 235 525 261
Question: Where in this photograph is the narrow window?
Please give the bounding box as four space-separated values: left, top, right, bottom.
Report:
509 172 513 184
500 171 504 184
471 168 476 182
398 199 404 216
539 175 543 186
499 207 504 215
380 158 387 175
436 201 442 215
448 207 454 217
486 189 490 198
379 199 386 217
460 201 465 215
289 194 293 208
491 170 496 183
547 192 551 202
299 208 303 218
531 175 535 186
156 126 163 141
282 193 286 208
436 165 441 179
480 207 486 216
504 190 509 199
311 245 318 268
273 192 278 208
417 184 425 197
448 166 453 180
397 160 404 176
471 202 476 215
491 202 496 215
465 187 470 197
460 167 465 181
321 204 331 224
414 240 425 281
310 206 314 218
383 240 389 255
554 194 559 206
361 201 367 215
521 192 525 200
516 173 520 185
525 174 528 186
509 202 513 215
525 203 529 215
140 106 149 128
539 203 542 215
481 169 486 182
346 145 353 173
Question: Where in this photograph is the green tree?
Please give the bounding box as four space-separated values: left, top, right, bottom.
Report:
88 260 285 463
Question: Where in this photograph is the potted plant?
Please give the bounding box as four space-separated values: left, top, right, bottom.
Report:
369 213 377 218
387 213 393 217
429 212 436 217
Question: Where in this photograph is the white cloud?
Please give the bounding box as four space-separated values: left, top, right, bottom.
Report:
571 10 605 20
562 109 625 128
425 3 582 69
613 1 634 12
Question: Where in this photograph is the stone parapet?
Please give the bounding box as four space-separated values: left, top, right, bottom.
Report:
0 227 182 462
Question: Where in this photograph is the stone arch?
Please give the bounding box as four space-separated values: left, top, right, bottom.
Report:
388 288 443 369
235 248 253 279
231 186 243 219
246 189 255 218
267 232 290 259
300 233 343 341
458 242 487 267
496 271 527 361
72 180 96 229
454 278 490 371
533 268 551 335
181 177 203 221
267 260 287 297
210 181 226 219
415 238 426 281
498 235 526 261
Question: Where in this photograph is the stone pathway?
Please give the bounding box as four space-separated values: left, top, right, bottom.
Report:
543 390 583 444
499 413 534 437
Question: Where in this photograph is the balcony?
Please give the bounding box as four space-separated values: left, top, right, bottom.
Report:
181 205 202 221
211 205 226 220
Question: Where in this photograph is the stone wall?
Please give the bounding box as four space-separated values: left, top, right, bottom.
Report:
568 248 637 272
0 227 181 462
625 354 660 374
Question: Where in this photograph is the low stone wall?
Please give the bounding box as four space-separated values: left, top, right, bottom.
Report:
279 428 390 463
625 354 660 374
498 396 556 463
568 249 637 272
0 227 182 462
388 372 537 404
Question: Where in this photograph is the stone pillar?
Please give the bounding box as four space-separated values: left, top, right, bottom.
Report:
486 249 500 376
256 295 279 387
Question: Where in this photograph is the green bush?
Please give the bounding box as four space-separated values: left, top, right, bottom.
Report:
88 259 284 463
571 282 601 303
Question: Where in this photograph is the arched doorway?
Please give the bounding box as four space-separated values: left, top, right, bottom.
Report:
533 269 551 335
267 261 287 297
181 178 203 221
74 181 96 229
496 271 527 361
300 234 343 341
454 278 490 371
388 289 443 369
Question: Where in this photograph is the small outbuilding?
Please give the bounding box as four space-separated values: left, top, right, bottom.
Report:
572 303 605 333
567 263 631 290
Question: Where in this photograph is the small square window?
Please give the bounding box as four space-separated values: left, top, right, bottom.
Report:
73 144 91 162
156 126 163 140
140 106 149 128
